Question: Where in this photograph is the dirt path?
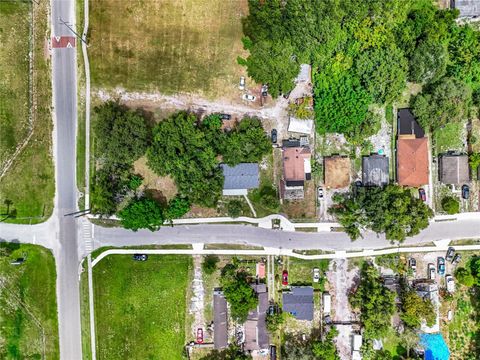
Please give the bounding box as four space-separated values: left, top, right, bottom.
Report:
326 259 359 360
190 255 205 337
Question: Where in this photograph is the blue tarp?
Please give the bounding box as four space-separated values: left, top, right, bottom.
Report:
420 334 450 360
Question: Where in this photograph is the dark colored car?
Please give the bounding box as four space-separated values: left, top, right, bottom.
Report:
437 257 446 276
219 113 231 120
446 247 455 262
418 188 426 202
409 257 416 271
10 258 25 266
271 129 278 144
462 184 470 199
355 180 363 188
452 253 462 265
270 345 277 360
132 254 148 261
282 270 289 286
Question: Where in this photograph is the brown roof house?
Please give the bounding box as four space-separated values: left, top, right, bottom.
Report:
281 146 312 199
397 138 429 187
439 155 470 185
324 156 351 189
244 284 269 352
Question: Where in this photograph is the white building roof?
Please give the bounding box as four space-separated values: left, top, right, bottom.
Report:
288 118 314 135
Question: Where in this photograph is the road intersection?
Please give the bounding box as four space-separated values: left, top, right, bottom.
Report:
0 1 479 359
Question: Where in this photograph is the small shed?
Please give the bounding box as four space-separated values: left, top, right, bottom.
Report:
221 163 259 196
439 155 469 185
288 117 314 135
362 154 389 187
322 293 331 314
352 334 363 351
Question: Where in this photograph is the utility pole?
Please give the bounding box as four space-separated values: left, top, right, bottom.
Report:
58 17 87 45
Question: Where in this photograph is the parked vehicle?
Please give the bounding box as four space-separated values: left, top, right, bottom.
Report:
452 253 462 265
10 258 25 266
446 247 455 262
261 84 268 97
132 254 148 261
418 188 426 202
196 328 204 343
462 184 470 199
428 263 435 280
409 257 417 275
219 113 231 120
313 268 320 283
242 94 256 102
437 257 446 276
271 129 277 144
317 187 324 200
282 270 289 286
239 76 245 90
446 275 455 293
354 180 363 188
282 91 291 99
270 345 277 360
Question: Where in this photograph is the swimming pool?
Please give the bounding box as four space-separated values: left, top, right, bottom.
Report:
420 333 450 360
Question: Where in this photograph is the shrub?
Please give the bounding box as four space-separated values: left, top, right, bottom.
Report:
441 196 460 215
202 255 220 275
227 200 243 218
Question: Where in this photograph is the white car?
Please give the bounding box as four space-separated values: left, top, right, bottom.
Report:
242 94 256 102
239 76 245 90
446 275 455 293
317 187 324 200
428 263 435 280
313 268 320 283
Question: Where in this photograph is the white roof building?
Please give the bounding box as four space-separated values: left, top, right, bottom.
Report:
288 117 314 135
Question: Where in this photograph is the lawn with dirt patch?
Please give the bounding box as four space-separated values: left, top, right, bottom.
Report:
0 0 54 223
89 0 248 99
93 255 192 360
0 243 59 359
434 122 466 155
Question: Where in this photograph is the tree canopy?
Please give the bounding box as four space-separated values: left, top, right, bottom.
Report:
117 197 164 232
329 184 434 242
241 0 480 139
350 263 396 339
441 196 460 215
93 101 148 165
220 264 258 322
400 290 436 328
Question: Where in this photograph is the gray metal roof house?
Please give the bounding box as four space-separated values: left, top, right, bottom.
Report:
439 155 470 184
282 286 314 321
362 154 389 187
221 163 260 196
244 284 269 351
397 108 425 139
213 290 228 349
452 0 480 18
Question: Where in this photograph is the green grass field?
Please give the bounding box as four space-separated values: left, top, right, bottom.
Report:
88 0 247 99
93 255 192 360
0 0 54 223
0 243 59 359
434 122 465 155
0 1 30 164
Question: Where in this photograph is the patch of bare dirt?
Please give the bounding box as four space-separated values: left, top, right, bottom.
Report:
133 156 177 200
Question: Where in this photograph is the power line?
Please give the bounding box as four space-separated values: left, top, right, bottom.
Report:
58 17 87 45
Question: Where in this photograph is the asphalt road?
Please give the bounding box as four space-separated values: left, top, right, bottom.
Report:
51 1 83 359
94 216 480 251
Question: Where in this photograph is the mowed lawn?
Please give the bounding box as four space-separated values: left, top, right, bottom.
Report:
0 243 59 359
93 255 192 360
0 0 54 223
89 0 248 98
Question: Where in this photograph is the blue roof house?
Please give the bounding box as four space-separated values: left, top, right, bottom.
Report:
221 163 260 196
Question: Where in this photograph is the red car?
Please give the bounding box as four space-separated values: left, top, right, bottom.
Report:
196 328 203 344
282 270 289 286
